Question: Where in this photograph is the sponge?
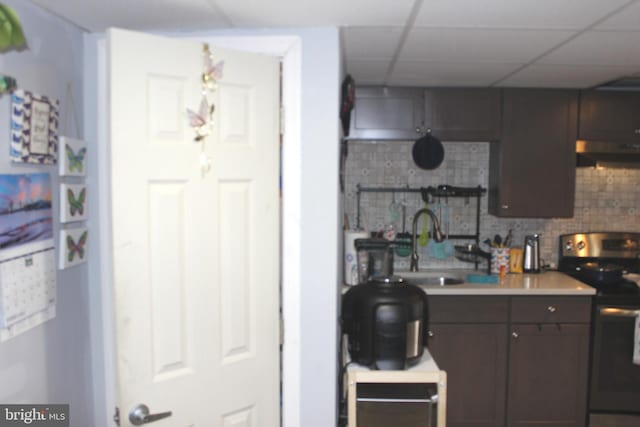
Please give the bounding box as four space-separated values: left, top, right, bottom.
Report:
466 274 499 284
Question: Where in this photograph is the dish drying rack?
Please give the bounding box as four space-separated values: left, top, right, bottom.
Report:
355 184 487 271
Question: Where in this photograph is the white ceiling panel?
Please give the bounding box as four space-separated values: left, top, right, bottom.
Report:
29 0 231 31
400 28 576 64
342 27 404 59
497 64 640 88
24 0 640 89
213 0 416 27
596 0 640 30
414 0 632 30
388 61 523 87
345 59 391 84
538 30 640 67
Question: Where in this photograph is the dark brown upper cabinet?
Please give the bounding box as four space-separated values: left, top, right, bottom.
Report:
578 90 640 142
489 89 578 218
347 86 502 142
347 86 424 140
424 88 502 141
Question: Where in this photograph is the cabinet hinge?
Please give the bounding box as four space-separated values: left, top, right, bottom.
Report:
113 406 120 426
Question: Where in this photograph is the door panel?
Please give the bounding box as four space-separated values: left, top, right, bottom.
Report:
109 28 280 426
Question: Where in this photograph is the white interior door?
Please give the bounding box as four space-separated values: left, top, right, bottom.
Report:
108 28 280 427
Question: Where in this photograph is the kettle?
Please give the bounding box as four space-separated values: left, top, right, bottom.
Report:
523 234 541 273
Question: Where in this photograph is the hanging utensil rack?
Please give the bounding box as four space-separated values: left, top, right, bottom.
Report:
355 184 486 268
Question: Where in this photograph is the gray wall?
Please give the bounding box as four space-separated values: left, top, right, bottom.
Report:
0 1 92 425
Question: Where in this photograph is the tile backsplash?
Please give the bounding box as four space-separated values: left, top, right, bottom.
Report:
343 140 640 272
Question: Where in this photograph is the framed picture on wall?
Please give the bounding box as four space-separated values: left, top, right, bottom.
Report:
60 183 87 223
59 227 88 269
10 89 59 165
59 136 87 177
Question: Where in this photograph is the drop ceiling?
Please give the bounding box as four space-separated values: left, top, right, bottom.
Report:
28 0 640 88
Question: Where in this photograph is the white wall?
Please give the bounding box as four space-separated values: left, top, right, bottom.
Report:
85 27 342 427
0 1 93 425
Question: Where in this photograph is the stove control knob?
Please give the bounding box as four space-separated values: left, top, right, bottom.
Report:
576 240 586 251
564 241 573 252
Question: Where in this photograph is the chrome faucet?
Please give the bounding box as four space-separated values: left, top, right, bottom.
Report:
410 208 444 272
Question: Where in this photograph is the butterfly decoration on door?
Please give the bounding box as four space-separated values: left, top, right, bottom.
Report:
187 96 215 142
59 136 88 176
186 44 224 175
60 184 88 223
59 227 88 269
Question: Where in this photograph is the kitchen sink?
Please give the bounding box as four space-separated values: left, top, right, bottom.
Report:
413 276 465 286
399 271 467 286
406 276 465 286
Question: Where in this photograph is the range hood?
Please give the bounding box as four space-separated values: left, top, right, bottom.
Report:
576 140 640 169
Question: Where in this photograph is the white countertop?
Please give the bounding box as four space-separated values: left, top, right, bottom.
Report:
347 348 440 373
396 270 596 296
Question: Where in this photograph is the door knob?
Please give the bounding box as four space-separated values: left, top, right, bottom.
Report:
129 404 172 425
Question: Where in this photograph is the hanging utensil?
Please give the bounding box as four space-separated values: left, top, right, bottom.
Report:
389 192 400 224
427 198 442 258
394 203 412 257
443 201 454 257
418 203 429 247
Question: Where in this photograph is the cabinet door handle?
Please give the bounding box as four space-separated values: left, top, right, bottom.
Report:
547 305 557 313
428 330 435 338
634 128 640 134
512 332 519 339
502 204 509 209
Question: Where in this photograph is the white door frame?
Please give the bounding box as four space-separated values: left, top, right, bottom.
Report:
87 33 303 427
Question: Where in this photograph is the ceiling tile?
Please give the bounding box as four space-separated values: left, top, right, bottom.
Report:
214 0 415 27
538 30 640 67
342 27 404 59
497 64 640 88
414 0 631 30
30 0 231 32
345 59 391 84
596 1 640 30
400 28 576 63
388 61 523 87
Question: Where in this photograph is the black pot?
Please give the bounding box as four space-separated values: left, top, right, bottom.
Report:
412 132 444 170
575 262 625 287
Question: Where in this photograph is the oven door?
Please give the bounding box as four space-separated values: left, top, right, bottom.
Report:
590 304 640 413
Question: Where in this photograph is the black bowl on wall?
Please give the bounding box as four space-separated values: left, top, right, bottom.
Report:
412 132 444 170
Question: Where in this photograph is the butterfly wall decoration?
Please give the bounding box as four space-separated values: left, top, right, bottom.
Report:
60 183 87 223
59 227 88 269
59 136 87 176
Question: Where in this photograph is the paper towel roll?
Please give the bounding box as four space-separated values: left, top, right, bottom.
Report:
344 230 369 286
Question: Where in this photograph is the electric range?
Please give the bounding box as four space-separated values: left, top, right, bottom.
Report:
558 232 640 423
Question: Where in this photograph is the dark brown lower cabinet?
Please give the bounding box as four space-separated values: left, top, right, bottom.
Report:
506 324 590 427
428 296 591 427
429 323 507 427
